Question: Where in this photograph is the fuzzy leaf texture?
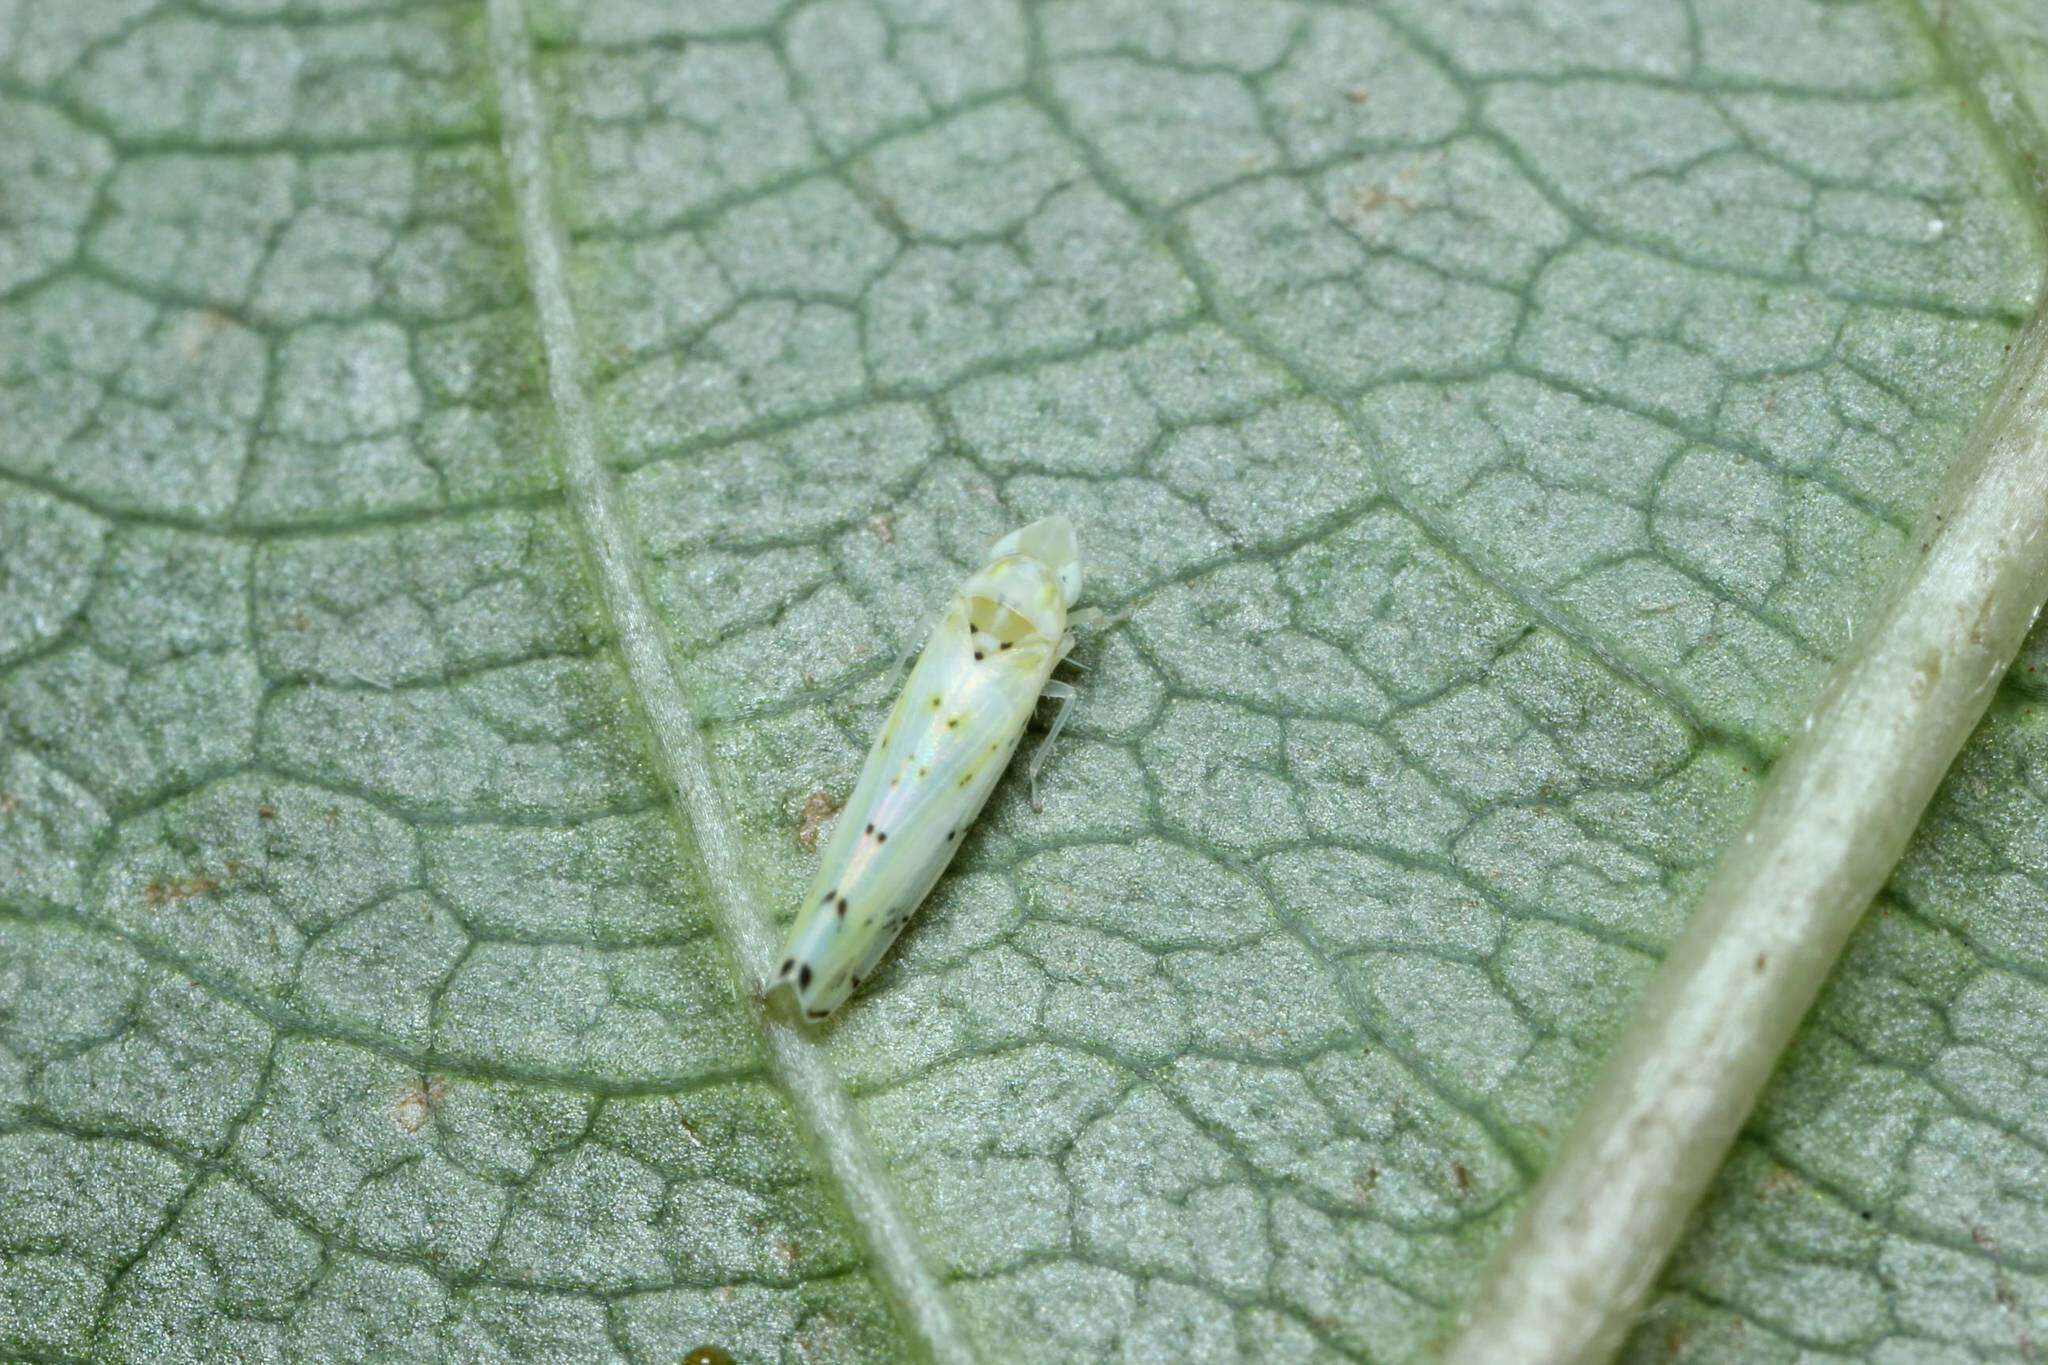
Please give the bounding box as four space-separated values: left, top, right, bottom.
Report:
2 0 2047 1361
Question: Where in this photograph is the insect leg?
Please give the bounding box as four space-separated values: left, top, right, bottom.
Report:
883 637 916 694
1030 680 1079 812
882 601 947 694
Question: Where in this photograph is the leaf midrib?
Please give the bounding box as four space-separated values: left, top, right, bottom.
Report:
1446 0 2048 1354
480 3 975 1361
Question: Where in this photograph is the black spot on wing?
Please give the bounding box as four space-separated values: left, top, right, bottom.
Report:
779 957 794 977
798 964 813 989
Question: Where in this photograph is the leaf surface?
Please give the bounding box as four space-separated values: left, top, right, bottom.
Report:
1 0 2045 1360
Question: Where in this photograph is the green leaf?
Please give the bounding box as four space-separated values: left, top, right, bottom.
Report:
2 0 2045 1361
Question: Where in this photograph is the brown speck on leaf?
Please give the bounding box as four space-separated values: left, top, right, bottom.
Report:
1970 1223 2027 1338
869 511 897 544
394 1076 449 1134
257 803 276 819
776 1238 801 1268
1346 86 1370 103
1354 1166 1380 1203
285 612 310 631
795 788 842 852
1450 1160 1473 1194
870 190 908 236
667 1096 707 1149
325 806 340 824
0 793 16 816
1350 183 1418 217
174 308 233 361
142 874 218 907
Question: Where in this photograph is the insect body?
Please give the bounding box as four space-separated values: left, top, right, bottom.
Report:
771 515 1087 1020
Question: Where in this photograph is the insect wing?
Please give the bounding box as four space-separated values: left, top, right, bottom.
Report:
774 598 1049 1016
